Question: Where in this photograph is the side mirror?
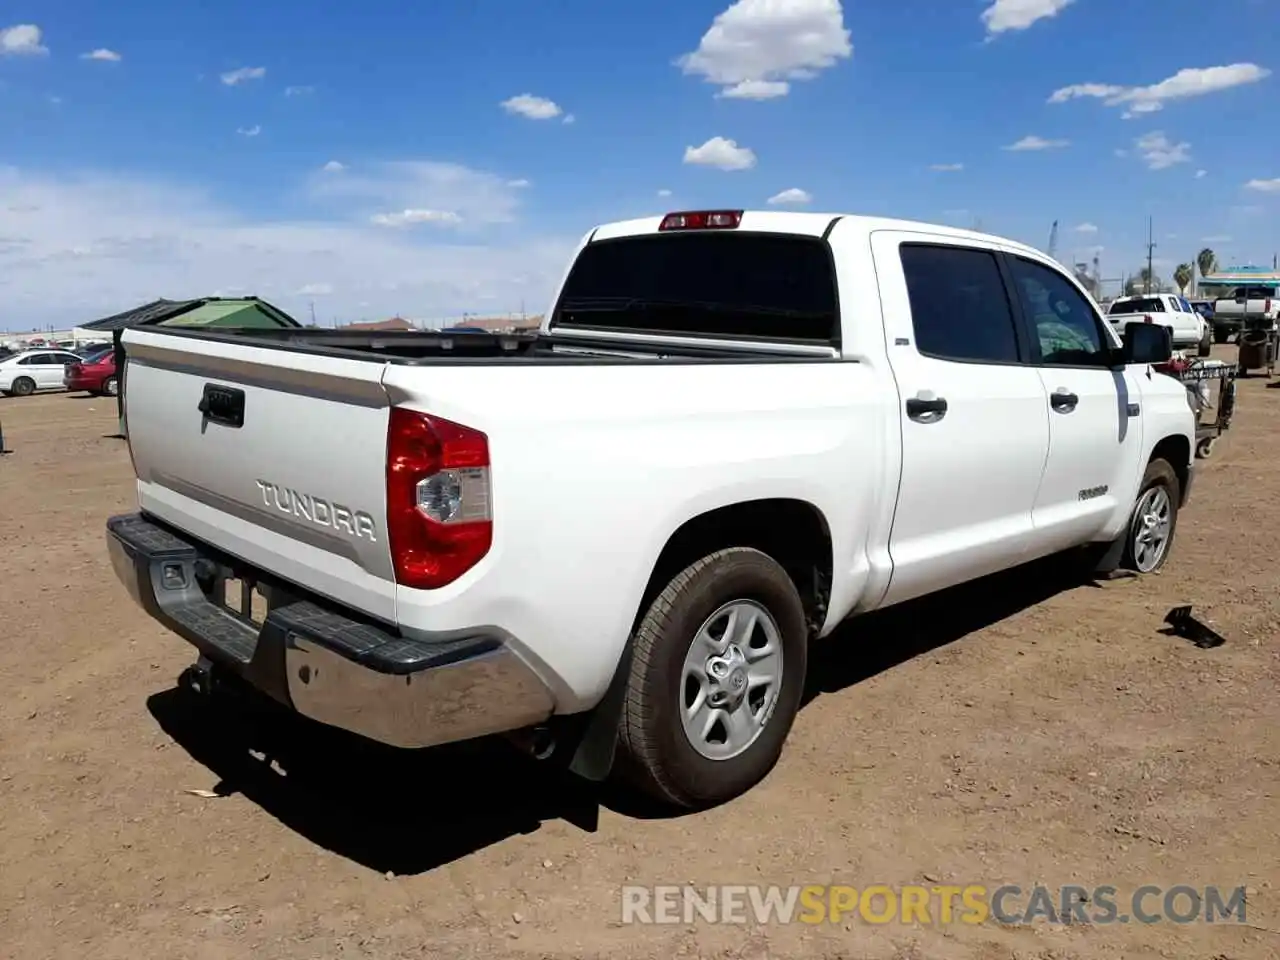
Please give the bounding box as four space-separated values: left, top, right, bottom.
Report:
1121 321 1172 365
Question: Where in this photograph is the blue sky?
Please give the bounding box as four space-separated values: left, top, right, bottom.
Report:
2 0 1277 329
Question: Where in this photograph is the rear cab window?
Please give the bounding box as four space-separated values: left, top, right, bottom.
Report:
549 232 840 345
1110 297 1165 315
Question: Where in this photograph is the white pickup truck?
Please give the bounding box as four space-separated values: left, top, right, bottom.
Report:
107 210 1196 809
1106 294 1211 356
1212 285 1279 334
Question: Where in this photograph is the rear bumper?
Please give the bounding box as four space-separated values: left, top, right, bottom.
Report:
65 374 103 391
106 512 555 748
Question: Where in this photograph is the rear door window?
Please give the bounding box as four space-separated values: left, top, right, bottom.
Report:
898 243 1021 363
552 232 840 344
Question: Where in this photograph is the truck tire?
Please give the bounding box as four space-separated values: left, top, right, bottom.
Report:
1197 329 1212 357
617 547 808 809
1213 326 1230 345
10 377 35 397
1122 459 1180 574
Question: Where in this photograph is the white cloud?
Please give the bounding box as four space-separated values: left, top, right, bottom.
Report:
561 113 576 125
676 0 851 100
929 163 964 172
1 24 47 56
767 187 812 205
505 178 531 188
1195 169 1207 178
81 48 122 62
221 66 267 86
1135 131 1191 170
285 85 313 96
296 283 333 296
322 160 345 173
236 125 261 138
370 209 462 227
981 0 1075 36
1245 178 1280 193
1049 64 1270 117
501 93 563 120
305 160 526 226
718 80 790 100
1074 222 1098 233
657 188 673 197
0 164 571 329
683 136 757 171
1004 135 1069 151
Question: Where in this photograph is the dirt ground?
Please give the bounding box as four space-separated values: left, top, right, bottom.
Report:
1 348 1277 960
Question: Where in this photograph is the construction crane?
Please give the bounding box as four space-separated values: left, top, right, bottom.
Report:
1047 220 1059 261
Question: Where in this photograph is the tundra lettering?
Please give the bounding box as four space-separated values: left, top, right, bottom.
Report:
108 208 1197 811
253 479 377 542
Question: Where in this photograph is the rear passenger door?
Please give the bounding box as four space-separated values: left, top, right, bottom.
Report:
871 232 1051 607
1003 253 1144 552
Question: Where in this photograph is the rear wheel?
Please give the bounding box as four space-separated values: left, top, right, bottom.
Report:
102 376 119 397
10 377 35 397
1122 459 1181 573
1198 329 1212 357
1213 327 1230 344
617 547 808 809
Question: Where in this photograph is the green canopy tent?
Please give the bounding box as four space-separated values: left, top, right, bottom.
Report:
79 296 301 436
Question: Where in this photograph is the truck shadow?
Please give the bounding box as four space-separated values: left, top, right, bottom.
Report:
147 551 1096 876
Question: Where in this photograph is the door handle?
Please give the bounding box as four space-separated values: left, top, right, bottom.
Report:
1050 388 1079 412
905 395 948 423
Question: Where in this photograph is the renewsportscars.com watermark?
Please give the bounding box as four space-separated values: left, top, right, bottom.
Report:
620 884 1249 926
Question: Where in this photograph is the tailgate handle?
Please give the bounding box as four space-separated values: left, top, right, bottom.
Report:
198 384 246 428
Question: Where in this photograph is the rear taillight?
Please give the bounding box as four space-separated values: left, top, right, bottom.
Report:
385 408 492 590
1143 315 1153 323
1266 298 1272 313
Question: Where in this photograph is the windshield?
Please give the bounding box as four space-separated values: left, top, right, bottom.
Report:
551 232 839 343
1110 297 1165 315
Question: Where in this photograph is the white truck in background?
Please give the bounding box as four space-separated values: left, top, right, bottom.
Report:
106 210 1196 809
1106 294 1212 357
1212 286 1279 336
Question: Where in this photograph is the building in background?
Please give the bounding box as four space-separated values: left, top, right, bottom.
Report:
1198 266 1280 297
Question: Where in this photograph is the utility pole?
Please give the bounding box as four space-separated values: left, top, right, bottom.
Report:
1144 217 1156 293
309 301 317 326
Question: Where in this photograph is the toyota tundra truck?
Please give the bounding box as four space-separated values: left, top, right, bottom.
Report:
106 210 1195 809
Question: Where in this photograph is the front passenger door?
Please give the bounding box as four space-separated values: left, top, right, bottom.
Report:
1005 254 1145 553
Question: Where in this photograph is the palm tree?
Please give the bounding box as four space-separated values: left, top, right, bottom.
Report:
1173 263 1193 294
1126 266 1165 295
1197 248 1218 281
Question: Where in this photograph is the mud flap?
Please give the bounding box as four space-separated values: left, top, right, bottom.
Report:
564 638 635 782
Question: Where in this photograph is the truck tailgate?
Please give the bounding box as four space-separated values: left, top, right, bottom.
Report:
121 328 397 622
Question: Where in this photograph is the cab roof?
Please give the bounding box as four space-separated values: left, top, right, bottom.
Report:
589 210 1048 261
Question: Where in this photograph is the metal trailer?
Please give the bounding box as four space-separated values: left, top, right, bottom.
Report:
1156 356 1238 459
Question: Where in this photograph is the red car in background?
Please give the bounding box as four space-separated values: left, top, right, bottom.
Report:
64 345 119 396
